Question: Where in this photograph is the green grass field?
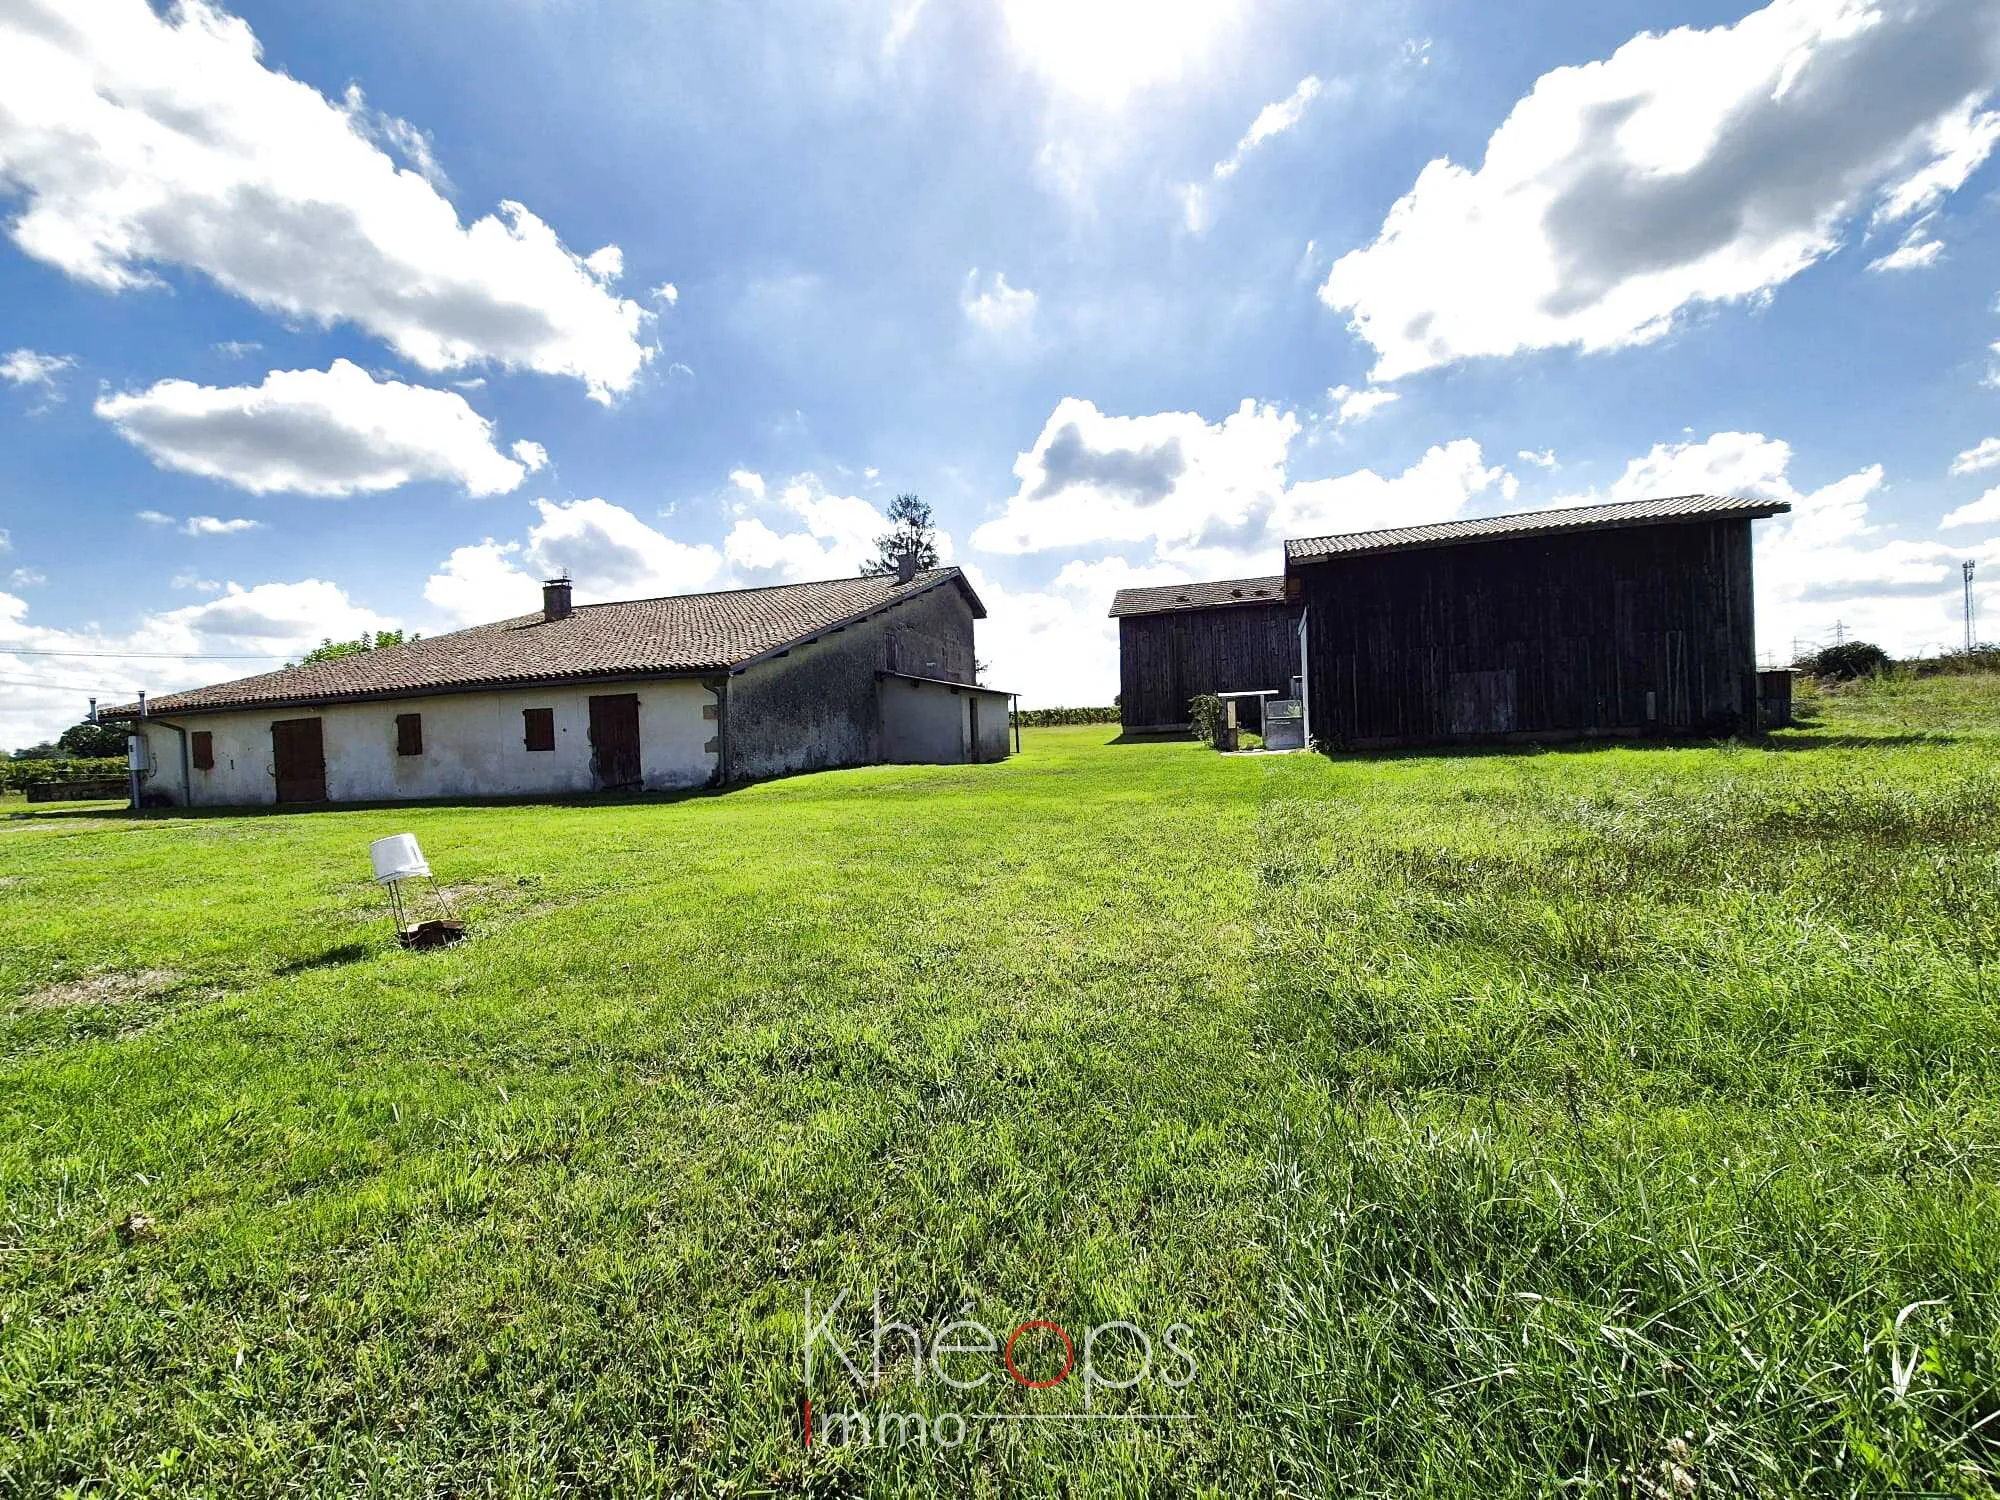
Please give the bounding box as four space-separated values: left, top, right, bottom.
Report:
3 679 1997 1497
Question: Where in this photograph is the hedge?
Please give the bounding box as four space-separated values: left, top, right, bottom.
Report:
1011 706 1121 727
0 756 128 793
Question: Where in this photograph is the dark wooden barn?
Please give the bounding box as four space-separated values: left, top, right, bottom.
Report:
1286 494 1790 749
1109 577 1300 732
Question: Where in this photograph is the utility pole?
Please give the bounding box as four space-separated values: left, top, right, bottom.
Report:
1832 619 1847 647
1969 560 1979 654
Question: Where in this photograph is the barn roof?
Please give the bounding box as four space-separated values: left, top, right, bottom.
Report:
1284 494 1791 565
102 568 983 719
1107 575 1289 618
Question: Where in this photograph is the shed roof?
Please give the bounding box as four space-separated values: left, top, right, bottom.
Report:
1284 494 1791 565
1107 575 1289 618
104 568 982 719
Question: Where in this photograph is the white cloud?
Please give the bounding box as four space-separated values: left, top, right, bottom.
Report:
422 539 543 626
1593 431 1963 656
1941 487 2000 528
524 498 722 601
722 476 925 584
1517 448 1559 469
132 508 260 536
1183 76 1323 233
423 497 727 627
0 0 651 400
10 568 46 587
95 360 537 497
182 515 261 537
1326 383 1399 427
970 396 1506 574
1001 0 1243 106
1 348 75 390
729 468 767 501
962 269 1038 339
171 572 221 592
511 439 549 473
1950 437 2000 475
1321 0 2000 380
0 577 392 748
212 339 262 358
651 282 679 306
961 556 1189 708
1868 228 1944 272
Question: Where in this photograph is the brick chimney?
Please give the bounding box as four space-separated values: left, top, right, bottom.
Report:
542 576 573 622
894 551 920 585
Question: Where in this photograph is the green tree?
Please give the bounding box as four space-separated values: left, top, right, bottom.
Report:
288 629 420 669
57 720 130 758
861 494 940 578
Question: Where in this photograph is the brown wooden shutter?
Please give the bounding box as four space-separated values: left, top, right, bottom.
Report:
523 706 555 751
191 730 214 770
395 713 423 756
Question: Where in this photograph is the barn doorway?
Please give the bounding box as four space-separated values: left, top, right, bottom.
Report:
588 693 642 791
271 717 327 803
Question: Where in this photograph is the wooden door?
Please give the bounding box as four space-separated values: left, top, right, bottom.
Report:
271 717 326 803
588 693 642 790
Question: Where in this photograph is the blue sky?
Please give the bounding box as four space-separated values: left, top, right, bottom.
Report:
3 0 1999 746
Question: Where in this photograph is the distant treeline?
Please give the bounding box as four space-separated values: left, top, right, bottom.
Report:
1012 706 1121 727
0 756 127 793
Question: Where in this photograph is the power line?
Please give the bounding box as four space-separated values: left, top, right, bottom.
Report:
0 676 118 694
0 648 285 660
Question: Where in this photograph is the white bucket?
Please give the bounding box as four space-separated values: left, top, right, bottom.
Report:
369 833 431 885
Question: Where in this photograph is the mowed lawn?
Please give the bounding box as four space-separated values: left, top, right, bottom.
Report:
3 680 1998 1497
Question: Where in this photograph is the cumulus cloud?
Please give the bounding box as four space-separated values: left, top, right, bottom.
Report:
1941 488 2000 528
0 0 651 400
1518 448 1559 469
962 269 1038 338
422 539 544 625
961 556 1190 708
511 439 549 473
422 473 958 628
1950 437 2000 475
722 476 931 584
1182 75 1323 232
971 396 1507 573
1321 0 2000 380
0 577 392 747
1591 431 1964 655
95 360 539 497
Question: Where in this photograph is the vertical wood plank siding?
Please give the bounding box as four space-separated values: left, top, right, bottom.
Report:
1297 518 1757 747
1118 604 1302 731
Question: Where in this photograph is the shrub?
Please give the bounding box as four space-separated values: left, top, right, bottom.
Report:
1795 641 1890 680
1189 693 1226 747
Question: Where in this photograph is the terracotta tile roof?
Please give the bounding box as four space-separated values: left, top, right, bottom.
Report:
1107 575 1289 618
1285 494 1791 564
104 569 982 718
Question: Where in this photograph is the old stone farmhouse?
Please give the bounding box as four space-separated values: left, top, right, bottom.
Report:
107 567 1012 806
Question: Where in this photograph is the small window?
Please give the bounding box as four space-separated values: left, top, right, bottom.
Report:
395 713 423 757
191 730 214 770
523 706 555 751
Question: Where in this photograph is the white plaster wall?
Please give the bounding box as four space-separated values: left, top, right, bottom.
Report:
139 679 715 806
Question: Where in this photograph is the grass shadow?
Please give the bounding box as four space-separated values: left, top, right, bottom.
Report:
273 944 374 976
